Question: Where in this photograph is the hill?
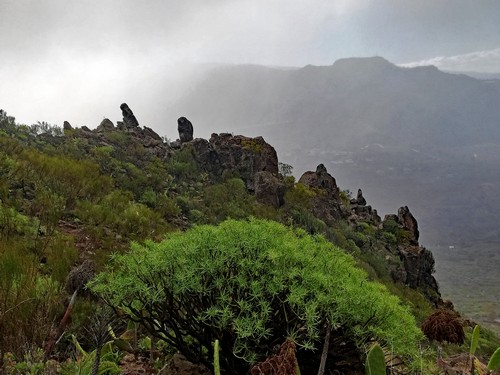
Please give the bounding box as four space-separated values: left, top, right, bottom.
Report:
0 104 498 373
167 57 500 246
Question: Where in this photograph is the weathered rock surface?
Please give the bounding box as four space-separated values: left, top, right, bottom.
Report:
178 117 194 143
383 206 440 303
398 205 419 245
254 171 285 208
298 164 342 225
96 118 114 132
120 103 140 128
208 133 279 192
63 121 73 131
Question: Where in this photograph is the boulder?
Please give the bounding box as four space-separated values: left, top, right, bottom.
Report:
254 171 285 208
96 118 114 132
399 245 440 302
209 133 279 192
178 117 194 143
120 103 140 128
298 164 342 225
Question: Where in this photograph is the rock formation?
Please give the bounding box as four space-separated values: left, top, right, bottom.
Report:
120 103 140 128
96 118 114 132
178 117 194 143
383 207 440 303
348 188 381 226
398 206 419 245
298 164 342 225
63 121 73 131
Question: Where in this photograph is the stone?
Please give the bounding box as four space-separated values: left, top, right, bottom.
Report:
298 164 342 225
96 118 114 132
356 189 366 206
120 103 140 127
143 126 162 141
399 245 440 302
178 117 194 143
254 171 285 208
63 121 73 130
398 206 419 245
208 133 279 191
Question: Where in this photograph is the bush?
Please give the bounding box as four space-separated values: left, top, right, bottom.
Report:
90 219 423 373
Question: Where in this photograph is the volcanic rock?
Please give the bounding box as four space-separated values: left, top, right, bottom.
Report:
96 118 115 132
120 103 140 128
178 117 194 143
298 164 342 225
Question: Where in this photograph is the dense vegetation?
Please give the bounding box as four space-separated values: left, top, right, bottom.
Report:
0 109 498 374
91 219 422 373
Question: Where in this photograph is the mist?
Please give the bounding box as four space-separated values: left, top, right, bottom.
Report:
1 0 499 136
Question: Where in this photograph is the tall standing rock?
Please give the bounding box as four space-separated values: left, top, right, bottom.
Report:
120 103 140 128
178 117 194 143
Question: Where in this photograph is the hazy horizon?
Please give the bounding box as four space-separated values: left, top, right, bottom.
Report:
1 0 500 130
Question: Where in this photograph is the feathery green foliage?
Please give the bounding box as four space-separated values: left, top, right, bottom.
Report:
91 218 423 373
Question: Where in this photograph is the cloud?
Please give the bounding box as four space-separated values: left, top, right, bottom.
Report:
399 48 500 73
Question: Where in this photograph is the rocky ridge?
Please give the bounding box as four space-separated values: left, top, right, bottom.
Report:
64 103 441 304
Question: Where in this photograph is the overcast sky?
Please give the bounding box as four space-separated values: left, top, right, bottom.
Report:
1 0 500 130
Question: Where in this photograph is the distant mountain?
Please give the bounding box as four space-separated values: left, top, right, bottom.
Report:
167 57 500 245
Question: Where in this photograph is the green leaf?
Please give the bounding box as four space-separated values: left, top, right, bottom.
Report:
487 347 500 370
470 325 480 355
365 344 386 375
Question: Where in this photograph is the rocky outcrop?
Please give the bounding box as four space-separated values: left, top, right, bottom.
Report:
254 171 285 208
120 103 140 128
348 188 381 226
177 133 284 206
178 117 194 143
96 118 114 132
63 121 73 131
208 133 279 192
298 164 342 225
383 207 440 303
398 206 419 245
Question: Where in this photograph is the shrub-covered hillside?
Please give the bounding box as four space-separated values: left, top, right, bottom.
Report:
0 106 498 374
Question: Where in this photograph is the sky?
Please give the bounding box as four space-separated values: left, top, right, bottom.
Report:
1 0 500 130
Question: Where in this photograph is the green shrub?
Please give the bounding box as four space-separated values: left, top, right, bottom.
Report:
91 218 423 373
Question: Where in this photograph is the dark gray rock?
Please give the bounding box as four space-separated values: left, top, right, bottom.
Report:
298 164 342 225
255 171 285 208
398 206 419 245
178 117 194 143
63 121 73 131
120 103 140 127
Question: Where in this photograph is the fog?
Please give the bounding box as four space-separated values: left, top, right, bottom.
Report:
1 0 500 137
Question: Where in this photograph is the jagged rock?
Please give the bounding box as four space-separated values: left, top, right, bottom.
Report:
63 121 72 131
399 245 440 303
254 171 285 208
208 133 279 191
80 126 91 132
398 206 419 245
178 117 194 143
298 164 342 225
143 126 162 141
96 118 115 132
120 103 140 128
